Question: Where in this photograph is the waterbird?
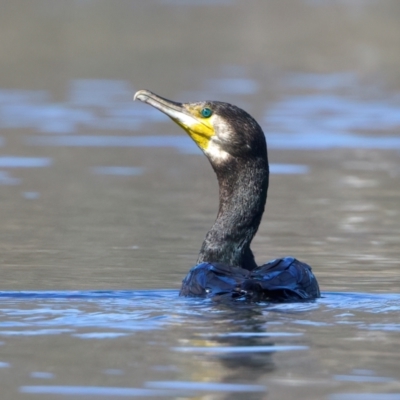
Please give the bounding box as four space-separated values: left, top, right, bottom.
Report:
134 90 320 302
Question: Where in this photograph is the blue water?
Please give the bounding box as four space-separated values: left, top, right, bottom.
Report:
91 166 144 176
0 76 399 152
25 132 400 152
0 156 51 168
0 171 21 185
0 290 399 397
0 0 399 396
1 73 399 398
1 74 399 193
0 290 398 339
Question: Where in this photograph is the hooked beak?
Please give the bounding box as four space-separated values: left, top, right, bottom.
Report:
134 90 199 129
134 90 215 152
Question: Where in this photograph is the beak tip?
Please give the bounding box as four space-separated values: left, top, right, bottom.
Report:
133 89 152 102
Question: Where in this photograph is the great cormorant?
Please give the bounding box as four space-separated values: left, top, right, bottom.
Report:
134 90 320 302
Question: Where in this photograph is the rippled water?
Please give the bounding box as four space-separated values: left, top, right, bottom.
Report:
1 0 400 399
0 290 399 399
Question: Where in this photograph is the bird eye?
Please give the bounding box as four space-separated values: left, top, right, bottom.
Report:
201 107 212 118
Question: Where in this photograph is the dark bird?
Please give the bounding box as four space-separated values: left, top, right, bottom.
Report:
134 90 320 302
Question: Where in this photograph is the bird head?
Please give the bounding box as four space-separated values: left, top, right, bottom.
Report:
134 90 267 165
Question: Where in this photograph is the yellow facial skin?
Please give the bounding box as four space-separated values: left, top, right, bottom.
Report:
174 104 215 151
134 90 215 152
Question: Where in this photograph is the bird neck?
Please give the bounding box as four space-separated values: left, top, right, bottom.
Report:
197 157 269 270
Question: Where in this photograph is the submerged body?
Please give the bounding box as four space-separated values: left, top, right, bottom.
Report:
180 257 320 302
134 90 320 301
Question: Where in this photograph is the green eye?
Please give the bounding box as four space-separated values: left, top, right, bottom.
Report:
201 107 212 118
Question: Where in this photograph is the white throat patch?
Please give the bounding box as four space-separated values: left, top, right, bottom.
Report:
204 137 230 162
203 114 231 162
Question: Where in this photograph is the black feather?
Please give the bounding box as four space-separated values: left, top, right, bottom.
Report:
180 257 320 302
179 101 320 301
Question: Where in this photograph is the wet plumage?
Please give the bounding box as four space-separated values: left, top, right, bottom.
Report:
134 90 320 302
180 257 320 302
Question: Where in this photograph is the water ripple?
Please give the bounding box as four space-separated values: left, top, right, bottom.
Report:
0 291 399 339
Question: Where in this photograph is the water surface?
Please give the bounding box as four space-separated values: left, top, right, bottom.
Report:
0 1 400 399
0 290 399 399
